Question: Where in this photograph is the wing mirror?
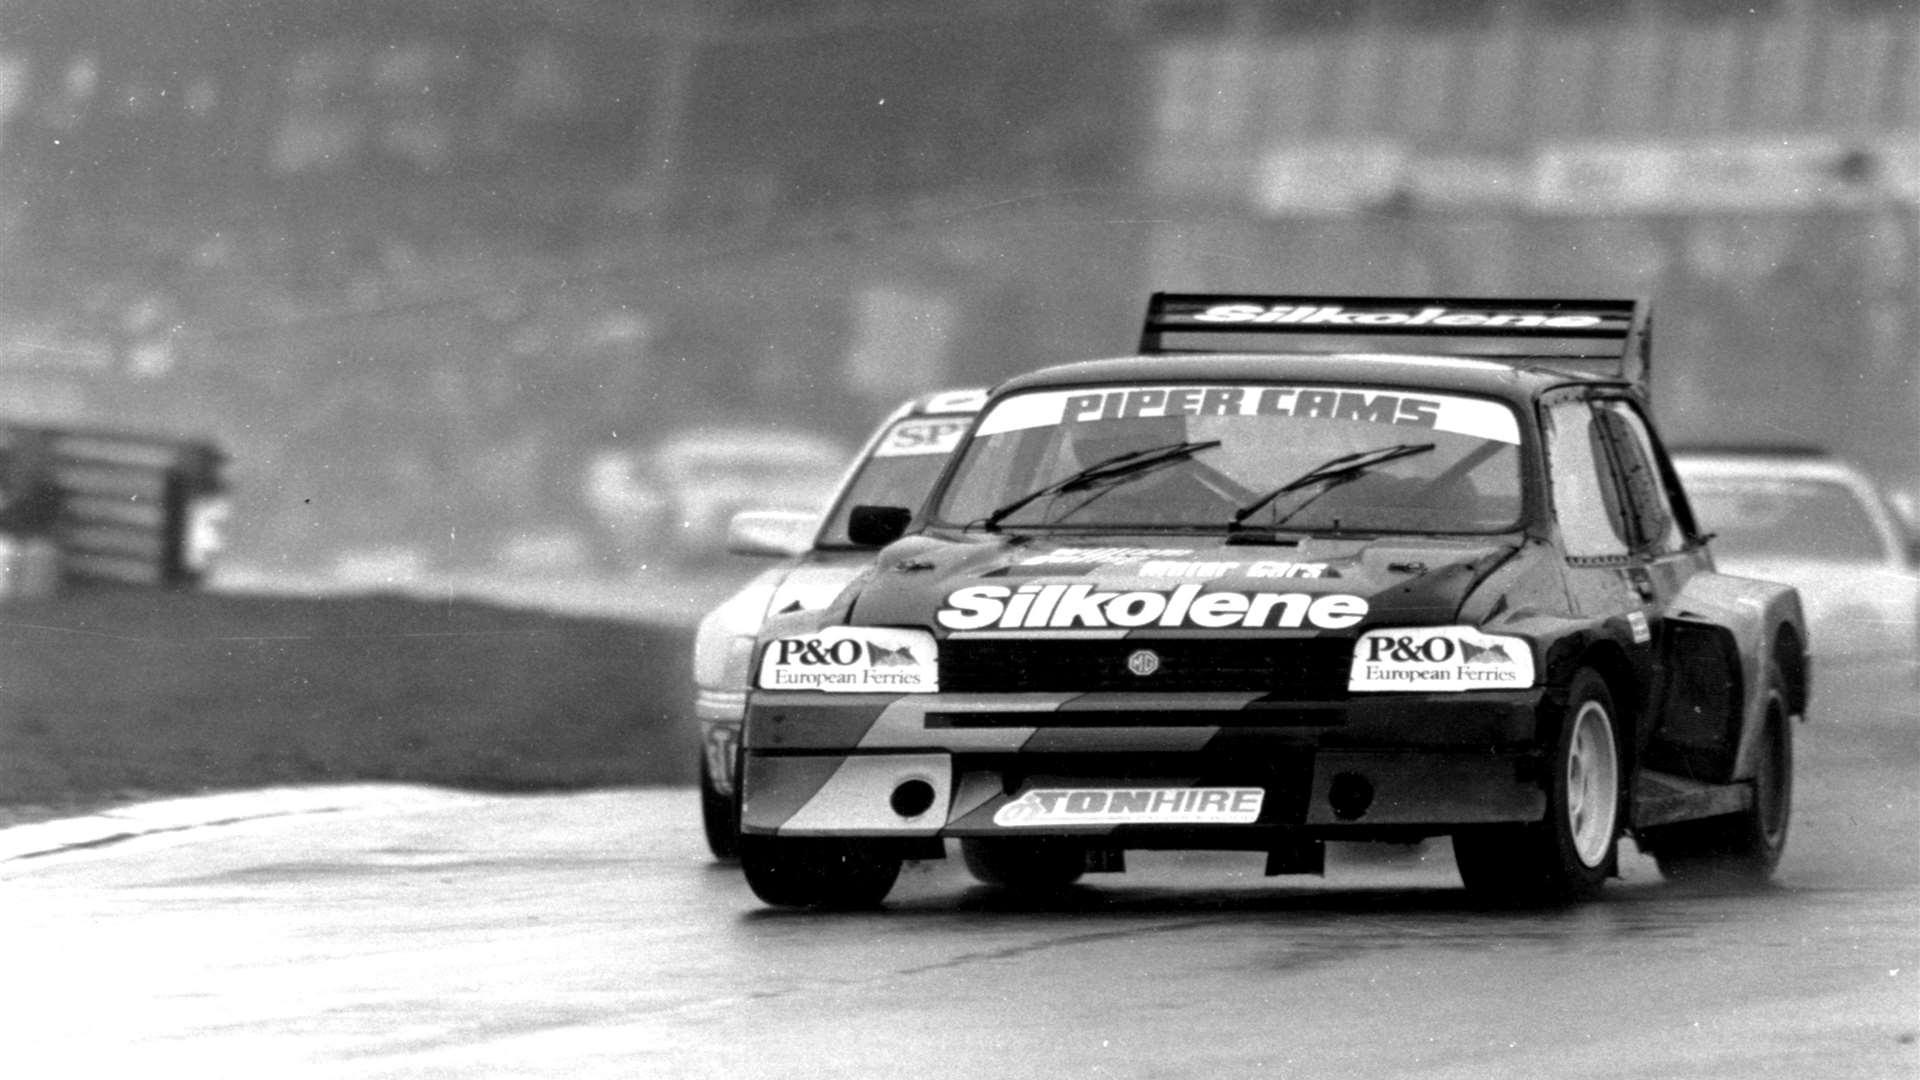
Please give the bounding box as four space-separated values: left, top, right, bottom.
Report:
725 509 819 558
847 504 912 547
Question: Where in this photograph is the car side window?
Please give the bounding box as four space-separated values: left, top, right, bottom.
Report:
1545 398 1631 560
1594 400 1685 555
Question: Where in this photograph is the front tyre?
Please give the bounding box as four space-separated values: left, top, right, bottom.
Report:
960 837 1087 893
739 836 902 910
699 749 741 861
1642 681 1792 887
1455 668 1622 905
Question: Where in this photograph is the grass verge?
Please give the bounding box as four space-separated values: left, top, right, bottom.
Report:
0 586 695 825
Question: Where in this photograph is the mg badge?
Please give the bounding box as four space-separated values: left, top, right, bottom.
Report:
1126 649 1161 677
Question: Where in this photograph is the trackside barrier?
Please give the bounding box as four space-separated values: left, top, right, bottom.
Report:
0 424 228 592
0 535 61 599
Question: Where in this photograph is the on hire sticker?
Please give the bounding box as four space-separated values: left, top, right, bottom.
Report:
992 787 1264 828
1347 627 1535 692
757 626 938 693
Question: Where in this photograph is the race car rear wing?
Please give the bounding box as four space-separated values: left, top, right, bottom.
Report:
1138 293 1652 392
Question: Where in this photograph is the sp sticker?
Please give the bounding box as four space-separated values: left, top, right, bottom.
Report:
875 416 970 457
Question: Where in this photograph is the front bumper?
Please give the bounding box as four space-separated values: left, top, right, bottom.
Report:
739 689 1551 839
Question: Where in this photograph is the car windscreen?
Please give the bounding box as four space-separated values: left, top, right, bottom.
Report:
1685 477 1889 563
930 383 1524 534
818 413 974 545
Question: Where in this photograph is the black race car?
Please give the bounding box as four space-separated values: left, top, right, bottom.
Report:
737 294 1809 909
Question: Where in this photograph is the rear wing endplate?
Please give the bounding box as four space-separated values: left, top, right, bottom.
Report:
1139 293 1652 391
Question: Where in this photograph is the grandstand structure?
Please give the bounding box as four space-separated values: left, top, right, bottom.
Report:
0 1 1911 569
1125 0 1917 484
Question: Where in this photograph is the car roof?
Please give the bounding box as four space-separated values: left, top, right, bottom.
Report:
1681 443 1873 472
1667 442 1833 461
1670 448 1876 486
991 352 1624 409
902 387 988 416
657 427 845 456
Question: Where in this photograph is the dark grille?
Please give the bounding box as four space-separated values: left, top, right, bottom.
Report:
939 637 1354 696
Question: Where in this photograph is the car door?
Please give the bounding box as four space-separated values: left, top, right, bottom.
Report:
1590 395 1709 614
1590 395 1746 777
1542 391 1643 627
1545 390 1720 764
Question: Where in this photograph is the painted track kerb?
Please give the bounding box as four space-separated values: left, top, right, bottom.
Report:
0 785 452 863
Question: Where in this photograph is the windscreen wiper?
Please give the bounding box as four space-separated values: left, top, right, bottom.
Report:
977 439 1222 531
1228 442 1436 530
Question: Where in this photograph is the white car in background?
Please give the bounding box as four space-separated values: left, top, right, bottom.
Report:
1674 446 1920 677
582 427 850 567
693 388 986 858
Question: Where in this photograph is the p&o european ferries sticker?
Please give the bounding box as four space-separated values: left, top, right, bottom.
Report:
757 626 938 693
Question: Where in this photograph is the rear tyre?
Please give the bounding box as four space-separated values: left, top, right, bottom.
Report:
1643 682 1792 887
960 837 1087 893
699 749 741 861
739 836 902 910
1455 668 1622 905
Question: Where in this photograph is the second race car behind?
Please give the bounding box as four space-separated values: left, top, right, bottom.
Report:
693 388 985 858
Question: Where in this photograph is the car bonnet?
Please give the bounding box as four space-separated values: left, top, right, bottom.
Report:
847 532 1521 635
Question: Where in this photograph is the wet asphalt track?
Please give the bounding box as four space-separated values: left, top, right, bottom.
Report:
5 662 1915 1079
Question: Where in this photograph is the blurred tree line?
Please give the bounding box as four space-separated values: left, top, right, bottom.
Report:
8 0 1905 572
0 1 1144 571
